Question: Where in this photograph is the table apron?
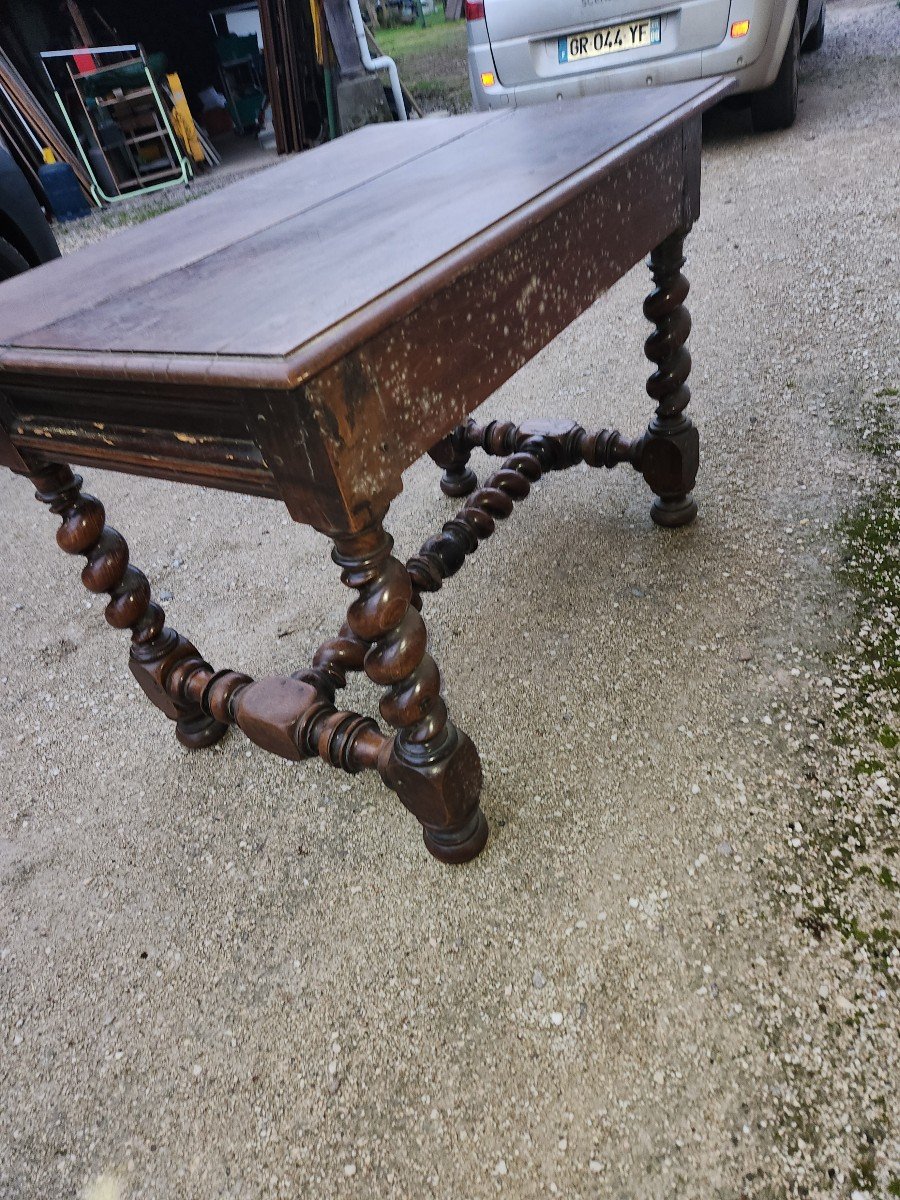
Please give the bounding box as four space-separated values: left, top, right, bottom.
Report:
0 386 279 499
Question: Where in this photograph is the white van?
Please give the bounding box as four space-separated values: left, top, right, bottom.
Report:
466 0 825 131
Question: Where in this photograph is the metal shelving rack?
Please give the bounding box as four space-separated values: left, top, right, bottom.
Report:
40 44 192 205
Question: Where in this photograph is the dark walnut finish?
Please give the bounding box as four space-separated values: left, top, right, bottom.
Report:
0 79 731 863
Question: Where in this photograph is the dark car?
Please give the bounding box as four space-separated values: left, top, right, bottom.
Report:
0 145 60 283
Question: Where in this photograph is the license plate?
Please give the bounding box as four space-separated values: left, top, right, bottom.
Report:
558 17 662 63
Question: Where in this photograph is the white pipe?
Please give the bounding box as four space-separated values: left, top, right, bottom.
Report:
347 0 408 122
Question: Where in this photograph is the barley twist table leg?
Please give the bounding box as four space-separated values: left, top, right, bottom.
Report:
641 228 700 528
332 522 487 863
27 461 229 749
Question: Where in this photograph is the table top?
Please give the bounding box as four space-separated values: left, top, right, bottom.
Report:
0 79 729 393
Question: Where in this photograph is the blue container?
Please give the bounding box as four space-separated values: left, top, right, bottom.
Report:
38 160 90 222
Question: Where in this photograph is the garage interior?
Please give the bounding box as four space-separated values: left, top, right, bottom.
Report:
0 0 401 212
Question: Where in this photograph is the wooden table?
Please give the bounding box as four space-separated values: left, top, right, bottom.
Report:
0 79 731 863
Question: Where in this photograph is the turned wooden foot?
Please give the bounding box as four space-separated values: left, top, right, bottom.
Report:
641 229 699 528
650 489 698 529
332 522 488 863
428 427 477 498
175 712 230 749
426 809 489 864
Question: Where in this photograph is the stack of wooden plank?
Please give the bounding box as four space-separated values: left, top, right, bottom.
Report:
259 0 329 154
259 0 305 153
0 46 95 205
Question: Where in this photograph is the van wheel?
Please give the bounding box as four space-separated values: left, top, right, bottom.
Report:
751 13 800 132
802 2 825 51
0 235 30 283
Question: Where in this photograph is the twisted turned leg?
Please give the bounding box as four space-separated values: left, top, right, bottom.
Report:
640 228 699 528
27 461 229 749
22 461 485 861
298 620 367 697
331 523 487 864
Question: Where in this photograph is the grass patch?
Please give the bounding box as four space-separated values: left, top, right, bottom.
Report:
373 11 467 59
407 78 472 113
797 384 900 1002
368 7 470 112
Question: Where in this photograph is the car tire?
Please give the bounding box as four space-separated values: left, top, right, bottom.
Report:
802 2 825 51
0 235 30 283
750 13 800 132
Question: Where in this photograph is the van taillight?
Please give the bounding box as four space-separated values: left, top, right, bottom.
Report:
465 1 486 17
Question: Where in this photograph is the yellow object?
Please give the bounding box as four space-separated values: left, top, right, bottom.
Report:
730 19 750 36
42 147 57 165
310 0 325 66
481 71 496 87
166 72 206 163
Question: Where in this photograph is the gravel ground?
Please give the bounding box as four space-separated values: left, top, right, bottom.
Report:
1 0 898 1196
53 140 279 257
